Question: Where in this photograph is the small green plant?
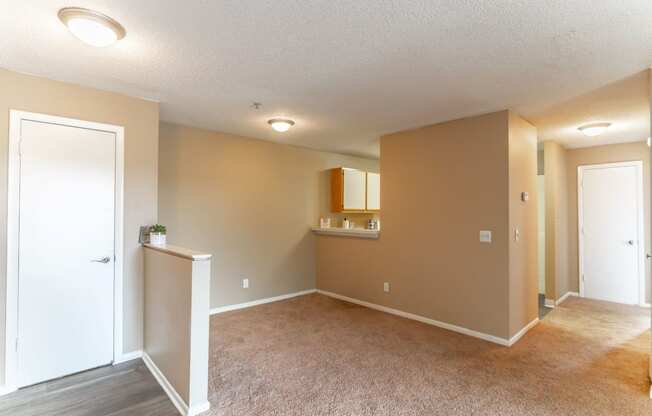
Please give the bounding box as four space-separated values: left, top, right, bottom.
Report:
150 224 166 234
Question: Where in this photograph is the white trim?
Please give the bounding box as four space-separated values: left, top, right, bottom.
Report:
113 350 143 365
316 290 536 347
578 161 645 305
5 110 125 390
0 386 17 397
556 291 579 306
508 318 539 345
544 299 556 308
210 289 317 315
142 353 210 416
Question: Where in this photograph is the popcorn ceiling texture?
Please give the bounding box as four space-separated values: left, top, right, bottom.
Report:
2 1 652 157
209 294 652 415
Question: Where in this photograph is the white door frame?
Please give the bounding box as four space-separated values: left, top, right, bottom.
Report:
4 110 125 392
577 161 646 306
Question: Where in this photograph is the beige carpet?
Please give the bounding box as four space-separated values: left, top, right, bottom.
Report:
208 294 651 415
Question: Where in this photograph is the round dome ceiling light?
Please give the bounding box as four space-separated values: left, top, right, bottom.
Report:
58 7 126 47
268 118 295 133
578 122 611 137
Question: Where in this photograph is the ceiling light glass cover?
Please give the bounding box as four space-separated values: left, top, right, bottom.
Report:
58 8 126 47
268 118 295 132
578 122 611 137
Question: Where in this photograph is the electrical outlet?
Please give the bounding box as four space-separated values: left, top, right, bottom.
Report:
479 230 492 243
242 278 249 289
383 282 390 293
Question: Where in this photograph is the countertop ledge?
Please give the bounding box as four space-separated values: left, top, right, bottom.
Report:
311 227 380 239
144 243 212 261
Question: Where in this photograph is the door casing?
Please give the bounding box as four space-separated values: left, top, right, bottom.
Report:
4 110 125 392
577 161 646 306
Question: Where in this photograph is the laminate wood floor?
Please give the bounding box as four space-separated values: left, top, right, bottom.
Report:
0 359 178 416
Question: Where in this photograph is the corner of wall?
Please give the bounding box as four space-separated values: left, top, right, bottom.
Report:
506 112 539 337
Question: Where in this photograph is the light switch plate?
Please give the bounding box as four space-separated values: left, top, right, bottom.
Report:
383 282 390 293
242 278 249 289
479 230 492 243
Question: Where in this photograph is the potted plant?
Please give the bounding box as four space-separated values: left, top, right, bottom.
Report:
149 224 167 245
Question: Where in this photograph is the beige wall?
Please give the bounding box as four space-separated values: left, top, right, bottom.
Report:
543 141 569 300
565 141 651 302
157 122 378 308
508 113 539 336
0 69 159 384
316 110 537 340
143 247 210 407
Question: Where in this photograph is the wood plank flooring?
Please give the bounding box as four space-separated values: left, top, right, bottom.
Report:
0 359 178 416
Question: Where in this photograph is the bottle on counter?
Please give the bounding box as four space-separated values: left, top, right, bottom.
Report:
342 217 349 229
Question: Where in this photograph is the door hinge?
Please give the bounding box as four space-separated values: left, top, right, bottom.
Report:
15 337 18 352
582 274 585 282
18 140 22 157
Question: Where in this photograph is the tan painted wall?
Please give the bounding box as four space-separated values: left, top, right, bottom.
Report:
157 122 378 308
543 141 569 300
144 249 193 402
143 247 211 407
508 113 539 336
316 110 537 340
0 69 159 384
565 141 651 302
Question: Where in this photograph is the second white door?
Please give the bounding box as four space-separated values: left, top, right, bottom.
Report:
579 162 643 305
17 119 116 387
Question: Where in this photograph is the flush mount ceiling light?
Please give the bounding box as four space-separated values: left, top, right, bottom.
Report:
577 122 611 137
268 118 295 133
58 7 126 47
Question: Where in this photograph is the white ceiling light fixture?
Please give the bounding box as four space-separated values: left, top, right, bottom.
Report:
268 118 295 133
577 122 611 137
58 7 126 47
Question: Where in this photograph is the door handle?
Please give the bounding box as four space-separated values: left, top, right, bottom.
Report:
91 256 111 264
627 240 635 246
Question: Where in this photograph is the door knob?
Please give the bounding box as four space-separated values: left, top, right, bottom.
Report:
627 240 635 246
91 256 111 264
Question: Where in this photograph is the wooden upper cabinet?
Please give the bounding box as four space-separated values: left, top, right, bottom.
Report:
330 168 380 212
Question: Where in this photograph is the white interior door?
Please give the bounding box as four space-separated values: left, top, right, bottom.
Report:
17 119 116 387
580 163 643 305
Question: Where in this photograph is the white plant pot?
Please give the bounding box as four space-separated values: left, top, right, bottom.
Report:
150 233 166 245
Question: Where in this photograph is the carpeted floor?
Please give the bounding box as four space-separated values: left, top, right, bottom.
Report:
208 294 651 415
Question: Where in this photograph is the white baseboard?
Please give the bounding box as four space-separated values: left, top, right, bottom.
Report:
142 352 210 416
508 318 539 346
316 290 536 347
544 298 555 308
210 289 316 315
113 349 143 365
0 385 17 397
556 292 579 305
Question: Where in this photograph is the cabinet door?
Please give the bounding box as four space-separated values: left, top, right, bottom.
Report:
343 169 366 210
366 172 380 210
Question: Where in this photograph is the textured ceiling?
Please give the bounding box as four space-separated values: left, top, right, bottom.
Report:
2 1 652 158
528 71 650 149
